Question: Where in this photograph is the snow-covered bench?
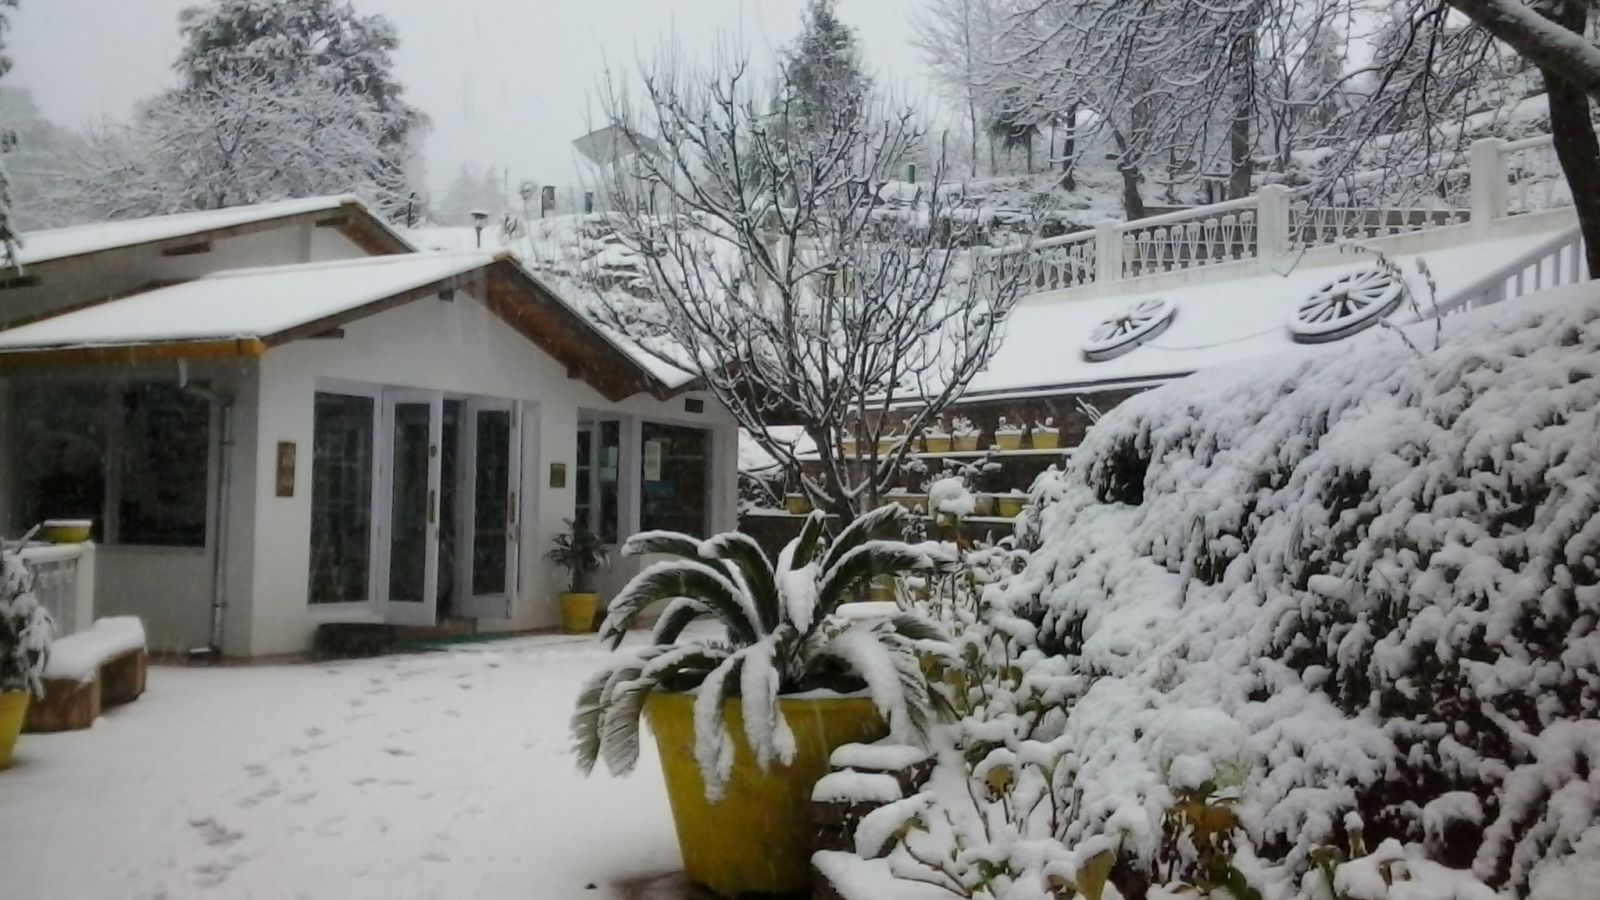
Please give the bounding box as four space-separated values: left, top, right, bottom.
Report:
25 617 147 733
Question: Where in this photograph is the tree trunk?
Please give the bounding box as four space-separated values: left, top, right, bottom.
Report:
1061 104 1078 191
967 97 979 179
1025 134 1034 173
1114 132 1145 219
1538 1 1600 277
1228 15 1257 199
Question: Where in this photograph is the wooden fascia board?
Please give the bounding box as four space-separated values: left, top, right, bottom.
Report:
0 338 268 370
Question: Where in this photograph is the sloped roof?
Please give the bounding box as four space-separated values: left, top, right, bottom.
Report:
0 251 690 401
12 195 410 268
963 225 1575 400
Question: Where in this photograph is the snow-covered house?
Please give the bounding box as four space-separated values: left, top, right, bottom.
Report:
0 196 738 657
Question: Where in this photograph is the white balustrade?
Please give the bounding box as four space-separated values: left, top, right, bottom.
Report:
17 543 93 638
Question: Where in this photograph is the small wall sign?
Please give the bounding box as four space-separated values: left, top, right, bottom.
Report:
275 442 296 497
549 462 567 489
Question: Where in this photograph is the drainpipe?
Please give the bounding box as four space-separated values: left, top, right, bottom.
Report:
178 359 232 662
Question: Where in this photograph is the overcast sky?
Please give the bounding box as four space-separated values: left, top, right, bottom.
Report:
9 0 931 196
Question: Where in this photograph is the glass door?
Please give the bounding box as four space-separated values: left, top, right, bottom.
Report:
380 389 442 626
458 399 520 619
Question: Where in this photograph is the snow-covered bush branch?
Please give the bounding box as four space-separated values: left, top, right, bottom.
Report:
851 288 1600 899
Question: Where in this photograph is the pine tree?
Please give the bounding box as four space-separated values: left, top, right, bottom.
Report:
0 0 19 266
783 0 870 133
174 0 426 215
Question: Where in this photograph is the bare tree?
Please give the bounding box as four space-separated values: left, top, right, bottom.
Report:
0 0 19 266
911 0 999 178
581 50 1032 519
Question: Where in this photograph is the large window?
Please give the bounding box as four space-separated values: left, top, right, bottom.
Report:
10 380 210 546
640 422 710 537
308 392 376 605
576 419 620 543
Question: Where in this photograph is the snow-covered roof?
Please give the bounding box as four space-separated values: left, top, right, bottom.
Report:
13 195 384 268
0 252 497 350
964 225 1575 399
739 425 815 474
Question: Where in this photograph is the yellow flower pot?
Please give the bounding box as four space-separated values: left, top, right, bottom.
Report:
0 691 29 770
994 431 1024 451
646 691 885 897
997 496 1026 518
973 494 997 517
559 592 600 634
1031 431 1060 450
42 519 92 543
952 434 979 452
922 435 952 453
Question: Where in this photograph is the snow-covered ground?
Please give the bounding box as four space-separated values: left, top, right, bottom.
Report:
2 635 680 900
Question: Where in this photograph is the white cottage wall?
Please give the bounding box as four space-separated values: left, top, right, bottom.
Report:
246 281 736 656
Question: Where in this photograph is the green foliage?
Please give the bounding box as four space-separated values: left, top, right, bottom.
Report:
0 550 52 696
546 518 609 593
570 507 957 794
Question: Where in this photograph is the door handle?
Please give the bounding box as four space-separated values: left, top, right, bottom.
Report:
428 489 437 526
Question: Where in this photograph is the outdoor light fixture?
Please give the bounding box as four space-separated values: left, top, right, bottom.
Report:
470 209 490 248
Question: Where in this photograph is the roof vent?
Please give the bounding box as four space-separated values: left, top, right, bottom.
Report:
1289 268 1403 344
1083 297 1176 362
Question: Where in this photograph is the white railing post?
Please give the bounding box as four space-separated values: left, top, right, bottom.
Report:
1095 221 1123 284
1470 137 1508 234
1256 185 1292 265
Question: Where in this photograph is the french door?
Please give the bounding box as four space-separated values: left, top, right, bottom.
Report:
377 390 520 626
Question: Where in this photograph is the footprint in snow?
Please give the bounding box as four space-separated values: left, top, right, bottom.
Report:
242 763 268 779
188 817 244 847
381 746 414 757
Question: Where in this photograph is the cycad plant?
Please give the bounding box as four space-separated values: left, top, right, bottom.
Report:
571 505 957 798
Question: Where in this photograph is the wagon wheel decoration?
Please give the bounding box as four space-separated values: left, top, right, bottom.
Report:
1082 297 1177 362
1289 267 1404 344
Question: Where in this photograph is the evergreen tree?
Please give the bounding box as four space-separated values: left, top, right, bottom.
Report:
0 0 19 266
783 0 870 133
174 0 426 214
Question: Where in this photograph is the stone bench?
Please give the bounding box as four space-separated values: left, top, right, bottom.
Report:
25 617 147 733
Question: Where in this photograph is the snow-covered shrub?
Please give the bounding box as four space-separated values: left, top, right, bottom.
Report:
865 289 1600 899
571 506 959 799
0 550 52 696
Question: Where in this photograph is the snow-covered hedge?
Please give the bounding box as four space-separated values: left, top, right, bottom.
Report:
870 287 1600 899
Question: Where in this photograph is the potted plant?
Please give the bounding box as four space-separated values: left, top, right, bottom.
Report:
571 506 956 897
1030 416 1061 450
547 518 609 634
951 416 979 452
921 424 951 454
784 492 811 515
993 416 1024 451
1 550 52 769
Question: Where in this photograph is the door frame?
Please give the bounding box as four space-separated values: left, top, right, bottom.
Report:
375 388 443 627
456 397 522 620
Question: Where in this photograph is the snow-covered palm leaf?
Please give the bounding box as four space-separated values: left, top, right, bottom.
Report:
647 645 732 693
739 631 797 770
787 510 828 569
651 597 711 646
601 560 759 649
821 627 936 745
622 530 704 561
570 666 614 774
820 504 907 575
816 541 952 623
694 652 748 801
887 614 951 644
599 674 658 775
701 532 779 633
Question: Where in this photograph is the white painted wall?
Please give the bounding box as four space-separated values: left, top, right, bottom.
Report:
245 284 737 656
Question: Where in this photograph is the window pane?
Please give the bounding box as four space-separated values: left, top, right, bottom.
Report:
387 401 432 604
471 409 510 595
640 422 709 537
118 383 210 546
10 382 107 540
575 428 593 530
598 420 620 543
309 393 374 605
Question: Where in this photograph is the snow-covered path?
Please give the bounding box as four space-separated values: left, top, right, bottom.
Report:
2 635 680 899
